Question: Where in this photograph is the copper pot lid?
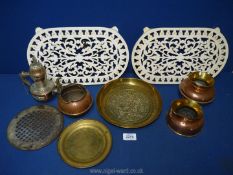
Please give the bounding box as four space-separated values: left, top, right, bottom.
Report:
7 105 63 150
58 119 112 168
97 78 162 128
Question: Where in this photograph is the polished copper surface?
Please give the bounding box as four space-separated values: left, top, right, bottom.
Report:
179 72 215 104
58 84 92 116
167 98 204 137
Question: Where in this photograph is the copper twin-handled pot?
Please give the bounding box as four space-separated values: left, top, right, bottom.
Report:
56 82 93 116
179 72 215 104
167 98 204 137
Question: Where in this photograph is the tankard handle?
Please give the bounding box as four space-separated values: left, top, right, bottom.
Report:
19 71 31 87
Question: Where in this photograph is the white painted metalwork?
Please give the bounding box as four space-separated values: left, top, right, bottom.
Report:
132 27 229 84
27 27 129 85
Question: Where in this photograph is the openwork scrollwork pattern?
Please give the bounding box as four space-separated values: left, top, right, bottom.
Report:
132 27 228 84
27 27 129 85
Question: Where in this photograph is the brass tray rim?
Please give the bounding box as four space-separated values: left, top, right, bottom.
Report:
97 78 162 128
58 119 112 168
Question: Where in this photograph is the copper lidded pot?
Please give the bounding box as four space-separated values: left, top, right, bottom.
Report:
179 72 215 104
57 81 92 116
167 98 204 137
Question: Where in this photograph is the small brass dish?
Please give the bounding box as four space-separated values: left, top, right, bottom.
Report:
167 98 204 137
97 78 162 128
179 72 215 104
58 119 112 168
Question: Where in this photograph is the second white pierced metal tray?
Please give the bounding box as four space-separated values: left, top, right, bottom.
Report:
132 27 229 84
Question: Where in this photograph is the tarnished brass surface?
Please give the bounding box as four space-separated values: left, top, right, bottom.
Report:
97 78 162 128
179 72 215 104
7 105 63 150
58 119 112 168
19 57 55 101
167 99 204 137
57 84 93 116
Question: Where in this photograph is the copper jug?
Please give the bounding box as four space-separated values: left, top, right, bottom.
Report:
20 57 55 101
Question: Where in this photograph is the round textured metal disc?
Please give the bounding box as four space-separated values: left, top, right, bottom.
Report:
7 105 63 150
97 78 162 128
58 119 112 168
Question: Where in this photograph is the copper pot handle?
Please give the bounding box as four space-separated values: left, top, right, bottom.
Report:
19 71 31 87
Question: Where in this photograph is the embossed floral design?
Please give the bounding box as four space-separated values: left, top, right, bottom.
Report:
106 88 150 123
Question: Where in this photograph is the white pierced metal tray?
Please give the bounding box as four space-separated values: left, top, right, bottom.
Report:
27 27 129 85
132 27 229 84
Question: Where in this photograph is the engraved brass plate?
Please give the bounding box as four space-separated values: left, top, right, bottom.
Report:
58 119 112 168
97 78 162 128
